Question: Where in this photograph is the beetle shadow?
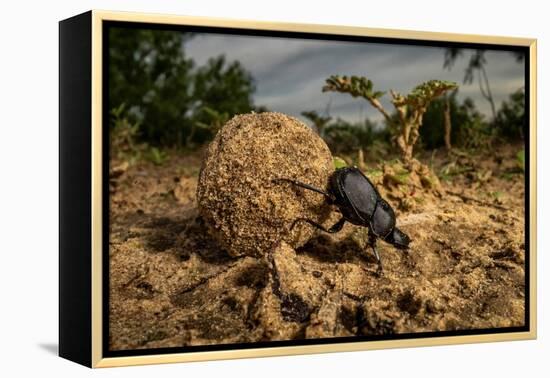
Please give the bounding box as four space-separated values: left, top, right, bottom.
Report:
297 232 377 266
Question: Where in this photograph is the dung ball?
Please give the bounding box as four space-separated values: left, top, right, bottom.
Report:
196 112 334 257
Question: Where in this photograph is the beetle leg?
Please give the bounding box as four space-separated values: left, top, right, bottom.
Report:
371 243 383 274
291 217 346 234
368 232 384 274
273 178 334 204
265 243 283 298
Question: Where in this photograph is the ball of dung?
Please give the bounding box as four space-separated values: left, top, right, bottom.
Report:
196 112 334 257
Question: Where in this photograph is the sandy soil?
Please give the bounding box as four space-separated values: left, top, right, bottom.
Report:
108 146 525 350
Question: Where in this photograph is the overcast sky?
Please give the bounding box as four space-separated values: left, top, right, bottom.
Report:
185 33 525 126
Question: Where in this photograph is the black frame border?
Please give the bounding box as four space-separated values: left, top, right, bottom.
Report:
59 11 93 367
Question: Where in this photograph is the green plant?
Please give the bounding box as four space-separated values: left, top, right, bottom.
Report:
517 149 525 172
110 104 172 166
323 75 457 167
110 104 145 164
452 98 493 150
109 30 258 148
333 156 348 169
323 118 386 156
146 147 169 165
419 91 493 151
190 56 256 138
494 88 525 141
191 106 231 146
443 49 524 122
421 95 492 151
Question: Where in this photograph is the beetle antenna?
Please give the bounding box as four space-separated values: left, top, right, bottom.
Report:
272 177 333 202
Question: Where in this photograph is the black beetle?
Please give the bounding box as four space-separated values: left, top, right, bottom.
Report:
276 166 410 272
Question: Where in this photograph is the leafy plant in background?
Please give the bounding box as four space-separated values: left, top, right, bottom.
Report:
191 56 256 134
420 92 459 150
420 95 493 151
494 88 526 141
109 29 258 148
455 99 494 149
333 156 348 169
110 104 145 164
192 106 231 147
110 104 171 166
516 149 525 172
323 118 389 157
443 48 524 121
146 147 169 166
323 75 457 168
109 29 195 147
444 49 497 120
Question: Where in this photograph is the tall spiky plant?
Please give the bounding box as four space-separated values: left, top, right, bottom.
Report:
323 75 457 166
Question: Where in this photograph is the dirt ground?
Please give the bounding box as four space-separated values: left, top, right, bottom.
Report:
108 145 525 351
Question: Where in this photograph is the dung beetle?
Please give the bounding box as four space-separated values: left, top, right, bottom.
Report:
276 166 410 272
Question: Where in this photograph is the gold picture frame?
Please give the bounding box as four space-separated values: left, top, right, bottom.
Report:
59 10 537 368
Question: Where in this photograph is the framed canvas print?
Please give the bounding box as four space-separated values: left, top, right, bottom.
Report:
59 10 537 368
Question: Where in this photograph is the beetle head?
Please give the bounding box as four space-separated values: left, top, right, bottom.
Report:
384 227 410 249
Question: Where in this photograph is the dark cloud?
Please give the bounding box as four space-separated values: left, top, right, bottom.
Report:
185 33 525 124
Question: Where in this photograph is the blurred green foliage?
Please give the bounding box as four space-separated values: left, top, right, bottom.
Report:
421 95 488 149
109 28 258 148
333 156 348 169
191 56 256 143
192 106 231 145
110 104 172 165
420 88 525 150
110 104 145 164
443 48 524 122
494 89 526 140
146 147 169 165
323 118 390 156
516 149 525 172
